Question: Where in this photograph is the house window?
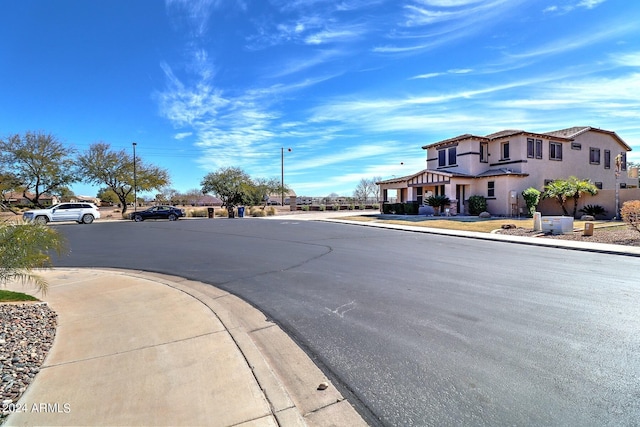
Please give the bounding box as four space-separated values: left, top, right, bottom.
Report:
571 142 582 150
438 149 446 167
487 181 495 198
536 139 543 159
527 138 543 159
480 141 489 163
595 182 603 189
448 147 457 166
501 142 510 160
604 150 611 169
621 152 627 171
590 147 600 164
549 142 562 160
438 146 457 167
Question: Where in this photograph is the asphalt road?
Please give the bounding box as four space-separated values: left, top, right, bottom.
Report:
51 218 640 426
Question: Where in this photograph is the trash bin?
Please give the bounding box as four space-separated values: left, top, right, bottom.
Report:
238 206 245 218
207 207 214 218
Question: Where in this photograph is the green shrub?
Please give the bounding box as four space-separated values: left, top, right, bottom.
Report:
621 200 640 233
332 204 340 211
579 204 607 218
301 205 310 211
467 195 487 215
372 203 379 210
522 187 541 217
403 202 420 215
265 206 277 216
319 204 326 211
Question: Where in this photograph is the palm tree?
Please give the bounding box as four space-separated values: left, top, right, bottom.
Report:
543 176 598 218
0 220 65 294
426 195 450 216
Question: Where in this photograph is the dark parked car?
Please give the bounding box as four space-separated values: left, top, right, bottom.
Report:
130 205 185 222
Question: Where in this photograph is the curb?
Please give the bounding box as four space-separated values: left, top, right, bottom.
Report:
99 268 368 427
319 219 640 257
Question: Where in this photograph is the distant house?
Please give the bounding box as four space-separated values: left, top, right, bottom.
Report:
267 189 297 205
377 126 638 218
72 195 101 205
1 191 59 206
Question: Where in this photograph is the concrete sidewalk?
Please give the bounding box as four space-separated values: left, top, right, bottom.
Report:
4 269 367 427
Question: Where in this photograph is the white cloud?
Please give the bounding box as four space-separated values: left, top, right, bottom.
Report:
577 0 607 9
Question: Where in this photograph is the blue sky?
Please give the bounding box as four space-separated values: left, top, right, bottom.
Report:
1 0 639 198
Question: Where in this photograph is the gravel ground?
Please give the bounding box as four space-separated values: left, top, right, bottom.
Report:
0 303 57 424
496 224 640 246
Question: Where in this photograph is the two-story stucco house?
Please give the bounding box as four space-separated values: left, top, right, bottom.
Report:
378 126 637 217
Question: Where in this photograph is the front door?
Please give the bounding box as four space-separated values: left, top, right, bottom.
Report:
456 185 466 215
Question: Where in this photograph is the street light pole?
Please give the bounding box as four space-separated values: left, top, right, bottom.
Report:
281 147 291 206
132 142 137 213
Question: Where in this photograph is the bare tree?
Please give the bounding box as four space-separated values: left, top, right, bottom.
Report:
353 177 379 203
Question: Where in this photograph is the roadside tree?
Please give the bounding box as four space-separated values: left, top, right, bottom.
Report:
249 177 286 207
76 142 170 216
353 177 379 203
0 171 23 214
201 167 252 217
0 131 77 207
96 188 126 205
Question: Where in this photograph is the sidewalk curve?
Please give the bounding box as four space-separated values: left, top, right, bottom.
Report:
4 268 367 427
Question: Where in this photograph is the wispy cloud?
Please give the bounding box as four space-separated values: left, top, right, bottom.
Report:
544 0 607 14
374 0 526 54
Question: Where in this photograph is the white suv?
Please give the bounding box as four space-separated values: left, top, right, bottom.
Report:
23 202 101 224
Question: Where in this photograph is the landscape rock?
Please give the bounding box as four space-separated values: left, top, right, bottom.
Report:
0 303 57 422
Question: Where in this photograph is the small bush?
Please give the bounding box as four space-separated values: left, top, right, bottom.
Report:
319 204 326 211
301 205 310 211
216 209 228 217
579 204 607 218
621 200 640 233
189 208 208 217
265 206 277 216
468 195 487 216
348 204 355 210
332 204 340 211
522 187 541 217
372 203 379 210
251 208 266 217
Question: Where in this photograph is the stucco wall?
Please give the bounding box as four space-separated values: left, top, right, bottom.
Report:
537 188 640 219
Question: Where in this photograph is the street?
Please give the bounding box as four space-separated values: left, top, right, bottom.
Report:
52 218 640 426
